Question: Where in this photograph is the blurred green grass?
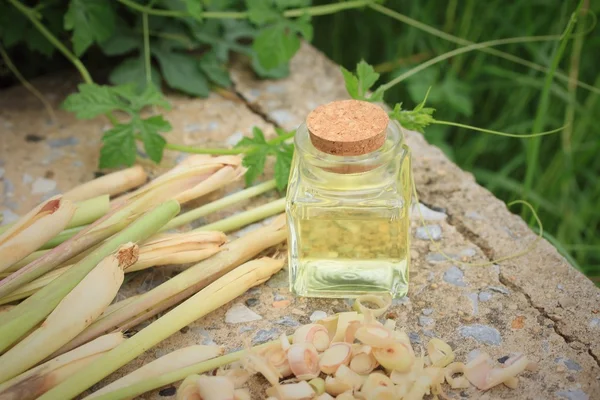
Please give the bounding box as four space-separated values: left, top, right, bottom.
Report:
312 0 600 280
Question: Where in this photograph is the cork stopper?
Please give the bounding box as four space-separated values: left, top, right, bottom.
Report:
307 100 389 156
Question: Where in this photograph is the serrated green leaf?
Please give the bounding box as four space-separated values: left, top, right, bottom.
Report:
251 56 290 79
368 87 386 103
100 124 137 168
341 66 359 99
246 0 280 25
289 14 313 41
253 23 301 70
199 52 232 87
100 24 139 56
64 0 116 56
109 57 162 93
136 116 171 163
356 60 379 97
252 126 267 144
133 85 171 111
274 144 293 191
25 28 55 57
153 47 209 97
61 83 125 119
242 148 268 186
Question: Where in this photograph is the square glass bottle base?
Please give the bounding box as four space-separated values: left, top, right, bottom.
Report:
289 258 408 298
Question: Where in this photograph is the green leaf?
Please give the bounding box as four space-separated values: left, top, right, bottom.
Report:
109 57 162 93
341 66 359 99
242 148 268 186
355 60 379 97
389 102 436 134
252 126 267 144
100 124 136 168
253 23 301 70
274 144 293 191
64 0 116 56
61 83 125 119
100 23 139 56
184 0 203 20
251 56 290 79
132 85 171 111
199 52 232 87
0 7 27 47
246 0 280 25
136 116 171 163
288 14 313 41
153 47 209 97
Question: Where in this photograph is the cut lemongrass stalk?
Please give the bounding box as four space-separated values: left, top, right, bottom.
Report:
233 388 251 400
360 373 394 398
63 166 147 203
0 265 68 305
85 345 224 398
287 343 320 380
196 376 235 400
3 249 48 273
197 198 286 233
350 345 378 375
0 244 137 383
372 341 414 372
444 362 470 389
175 374 200 400
309 378 326 395
216 367 250 389
263 345 292 377
354 325 395 347
38 257 285 400
58 217 286 354
334 365 364 391
39 226 84 250
293 324 331 352
330 312 363 342
426 338 455 368
66 195 110 228
352 294 392 318
0 200 180 354
0 196 76 273
324 376 352 397
100 295 141 319
319 343 352 375
0 333 125 400
161 179 276 231
266 381 315 400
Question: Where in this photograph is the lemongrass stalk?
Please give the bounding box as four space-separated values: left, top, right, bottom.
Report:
0 196 76 273
0 244 137 383
0 333 125 400
40 257 284 400
90 339 284 400
0 266 63 304
100 295 141 319
57 216 286 354
39 226 83 249
63 166 148 203
0 200 180 353
66 195 110 228
85 345 224 399
0 195 109 236
161 179 276 231
196 198 286 233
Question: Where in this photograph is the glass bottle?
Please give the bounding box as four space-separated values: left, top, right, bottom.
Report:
286 100 412 299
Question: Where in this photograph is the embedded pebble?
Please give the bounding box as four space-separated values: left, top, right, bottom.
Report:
418 316 434 327
4 178 14 196
478 291 493 302
588 318 600 328
466 293 479 315
239 326 253 333
246 287 261 295
556 389 589 400
411 203 447 221
426 252 452 263
31 177 57 194
556 357 582 372
465 211 484 220
275 316 300 327
0 167 4 179
159 387 177 397
22 173 33 184
245 298 259 307
459 324 502 345
183 123 203 133
1 210 19 224
265 269 288 288
192 328 217 345
270 109 296 126
467 349 483 362
253 328 279 345
226 131 244 147
488 286 510 295
47 137 79 147
557 284 565 291
274 293 286 301
422 308 434 316
415 224 442 240
444 266 466 287
460 248 477 257
408 332 421 344
422 330 436 338
225 303 262 324
310 310 327 322
393 297 410 306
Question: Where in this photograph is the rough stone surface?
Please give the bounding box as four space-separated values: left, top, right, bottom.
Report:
0 43 599 399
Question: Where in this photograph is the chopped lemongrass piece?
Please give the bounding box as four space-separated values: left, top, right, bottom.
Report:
360 373 394 398
316 393 335 400
329 312 364 343
292 324 331 352
262 345 292 378
373 341 414 372
58 217 286 354
308 378 325 395
266 381 315 400
63 166 147 202
197 198 286 233
216 367 250 389
324 376 352 397
319 343 352 375
350 345 378 375
336 391 357 400
287 343 320 380
426 338 455 368
0 243 137 383
353 325 395 347
0 333 124 400
444 362 470 389
86 345 223 398
352 294 392 318
176 374 201 400
38 257 284 400
0 196 76 273
0 200 180 354
334 364 364 391
233 388 251 400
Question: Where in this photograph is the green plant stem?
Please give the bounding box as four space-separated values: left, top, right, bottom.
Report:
163 130 295 155
162 180 277 231
142 12 151 85
195 198 286 233
117 0 370 19
369 3 600 95
0 43 56 121
0 200 180 354
523 1 582 203
90 339 285 400
432 120 565 138
379 35 562 92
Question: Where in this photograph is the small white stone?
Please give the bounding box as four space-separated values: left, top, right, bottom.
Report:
310 310 327 322
225 303 262 324
0 167 4 179
31 177 57 194
226 131 245 147
22 173 33 184
411 203 447 221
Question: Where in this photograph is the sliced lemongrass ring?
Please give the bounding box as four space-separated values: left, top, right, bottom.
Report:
352 294 392 318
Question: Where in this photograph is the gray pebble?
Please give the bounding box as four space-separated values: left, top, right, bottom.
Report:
422 308 434 316
426 252 450 263
466 293 479 315
556 357 582 372
467 349 482 362
459 324 502 346
1 209 19 224
275 316 300 327
408 332 421 344
556 389 589 400
411 203 447 221
589 318 600 328
48 137 79 147
253 328 280 345
0 167 4 179
245 298 259 307
422 330 436 338
488 286 510 295
3 178 14 196
478 291 493 302
239 326 253 333
246 287 261 295
265 269 288 288
271 109 296 126
415 225 442 241
557 284 565 291
393 296 410 306
418 316 434 327
310 311 327 322
444 266 466 287
192 327 217 345
274 293 286 301
31 177 57 194
460 248 477 257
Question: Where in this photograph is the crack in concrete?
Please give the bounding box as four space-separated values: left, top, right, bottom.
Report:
229 83 283 129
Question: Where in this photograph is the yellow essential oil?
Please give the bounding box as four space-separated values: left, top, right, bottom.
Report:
286 100 412 298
